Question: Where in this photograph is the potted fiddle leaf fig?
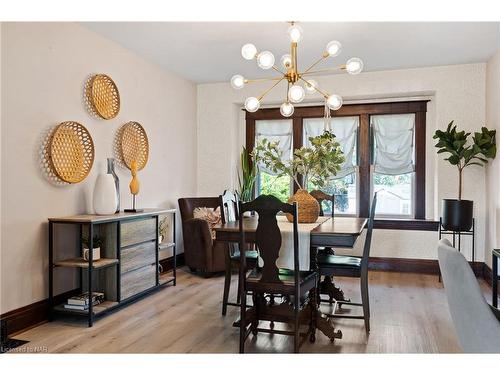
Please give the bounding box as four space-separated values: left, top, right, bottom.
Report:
434 121 496 231
252 131 345 223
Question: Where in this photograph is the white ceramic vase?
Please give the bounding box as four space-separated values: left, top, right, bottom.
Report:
93 173 118 215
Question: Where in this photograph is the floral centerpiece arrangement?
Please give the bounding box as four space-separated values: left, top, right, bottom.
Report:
252 131 345 222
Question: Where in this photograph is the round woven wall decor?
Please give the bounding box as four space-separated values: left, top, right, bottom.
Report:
120 121 149 171
49 121 95 183
88 74 120 120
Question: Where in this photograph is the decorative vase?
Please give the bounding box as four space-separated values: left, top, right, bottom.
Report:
107 158 120 213
93 173 118 215
286 189 320 223
442 199 473 231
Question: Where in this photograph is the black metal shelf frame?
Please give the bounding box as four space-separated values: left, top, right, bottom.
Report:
48 210 177 327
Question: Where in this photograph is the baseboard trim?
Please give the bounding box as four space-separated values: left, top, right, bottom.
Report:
0 288 80 339
1 254 185 338
368 256 484 276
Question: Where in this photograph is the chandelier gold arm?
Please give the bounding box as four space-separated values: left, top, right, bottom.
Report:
257 77 286 101
302 52 330 75
272 65 286 75
300 64 346 76
298 76 330 99
244 76 284 84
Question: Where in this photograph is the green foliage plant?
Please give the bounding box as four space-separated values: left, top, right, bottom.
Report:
433 121 496 200
237 146 258 202
252 131 345 191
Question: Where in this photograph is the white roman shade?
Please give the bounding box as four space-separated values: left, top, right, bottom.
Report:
303 116 358 179
372 114 415 175
255 120 293 176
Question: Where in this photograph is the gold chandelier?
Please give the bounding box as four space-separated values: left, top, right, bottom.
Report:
231 22 364 116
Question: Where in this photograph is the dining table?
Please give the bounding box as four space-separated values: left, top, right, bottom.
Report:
213 215 367 342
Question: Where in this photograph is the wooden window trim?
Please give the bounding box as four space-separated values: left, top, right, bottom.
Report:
246 100 429 221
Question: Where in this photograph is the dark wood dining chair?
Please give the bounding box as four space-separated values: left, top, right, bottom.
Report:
238 195 318 353
219 190 259 316
310 190 335 218
317 192 377 334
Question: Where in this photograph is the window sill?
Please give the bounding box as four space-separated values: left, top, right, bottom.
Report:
373 219 439 231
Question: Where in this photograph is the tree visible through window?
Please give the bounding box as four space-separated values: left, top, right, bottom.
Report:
257 171 291 202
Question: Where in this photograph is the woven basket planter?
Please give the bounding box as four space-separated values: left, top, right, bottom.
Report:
286 189 320 223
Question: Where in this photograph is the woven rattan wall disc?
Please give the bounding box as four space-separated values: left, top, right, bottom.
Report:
49 121 95 183
88 74 120 120
120 121 149 171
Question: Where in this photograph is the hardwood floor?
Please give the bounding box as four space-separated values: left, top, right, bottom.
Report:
11 268 484 353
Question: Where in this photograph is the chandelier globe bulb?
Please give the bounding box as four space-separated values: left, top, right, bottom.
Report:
230 75 245 89
305 79 318 93
346 57 364 75
257 51 275 70
288 85 305 103
245 97 260 112
326 94 343 110
326 40 342 57
281 54 292 69
280 102 295 117
241 44 258 60
287 24 303 43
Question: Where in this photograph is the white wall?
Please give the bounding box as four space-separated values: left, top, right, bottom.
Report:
485 48 500 268
0 23 197 314
197 64 486 261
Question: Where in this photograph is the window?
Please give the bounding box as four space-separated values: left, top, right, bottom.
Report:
255 119 293 202
246 101 427 220
304 116 359 215
372 114 416 217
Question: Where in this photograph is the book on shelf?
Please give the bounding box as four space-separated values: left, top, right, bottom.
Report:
63 299 104 311
67 292 104 306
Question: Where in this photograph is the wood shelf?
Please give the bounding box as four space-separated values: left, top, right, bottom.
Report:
159 273 175 286
54 258 119 269
53 301 119 316
159 242 175 251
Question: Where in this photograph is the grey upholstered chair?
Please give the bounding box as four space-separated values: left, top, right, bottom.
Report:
438 239 500 353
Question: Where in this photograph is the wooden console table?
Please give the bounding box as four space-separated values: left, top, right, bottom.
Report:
48 208 176 327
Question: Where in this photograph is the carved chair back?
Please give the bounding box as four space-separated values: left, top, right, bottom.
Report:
219 190 239 224
238 195 299 290
310 190 335 217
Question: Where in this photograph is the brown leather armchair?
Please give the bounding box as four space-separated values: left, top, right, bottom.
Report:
178 197 227 275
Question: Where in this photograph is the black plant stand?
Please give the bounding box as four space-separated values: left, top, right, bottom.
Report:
438 217 475 281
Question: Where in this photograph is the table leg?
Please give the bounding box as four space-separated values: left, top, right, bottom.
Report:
320 276 350 304
309 246 342 341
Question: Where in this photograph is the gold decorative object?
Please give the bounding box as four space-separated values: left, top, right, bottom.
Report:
232 22 364 119
286 189 320 223
124 160 143 213
119 121 148 212
48 121 95 184
86 74 120 120
120 121 149 171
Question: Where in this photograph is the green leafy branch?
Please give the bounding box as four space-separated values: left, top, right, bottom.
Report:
252 131 345 190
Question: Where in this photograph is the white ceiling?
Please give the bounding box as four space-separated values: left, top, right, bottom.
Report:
83 22 500 83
